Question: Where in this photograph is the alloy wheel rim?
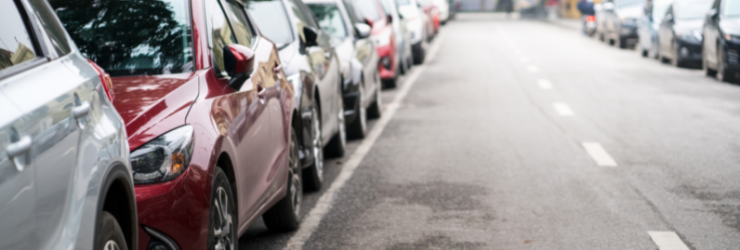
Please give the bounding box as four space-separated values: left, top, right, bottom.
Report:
289 131 302 216
337 101 346 149
358 84 367 134
311 106 323 181
103 240 120 250
213 187 234 250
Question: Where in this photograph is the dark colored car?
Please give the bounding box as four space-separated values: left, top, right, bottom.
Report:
637 0 673 58
702 0 740 81
351 0 401 87
306 0 384 139
51 0 304 249
596 0 643 48
658 0 713 67
247 0 346 191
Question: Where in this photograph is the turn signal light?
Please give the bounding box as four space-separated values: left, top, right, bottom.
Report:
87 60 115 102
586 15 596 22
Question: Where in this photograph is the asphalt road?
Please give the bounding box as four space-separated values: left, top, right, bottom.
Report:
240 13 740 249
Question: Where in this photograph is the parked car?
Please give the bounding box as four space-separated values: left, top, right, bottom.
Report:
379 0 414 75
595 0 643 48
638 0 674 58
51 0 304 249
431 0 450 24
0 0 136 249
396 0 432 64
247 0 347 190
351 0 401 87
306 0 384 139
702 0 740 81
658 0 713 67
419 0 442 35
448 0 460 20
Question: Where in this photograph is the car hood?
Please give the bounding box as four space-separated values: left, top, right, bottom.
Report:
111 72 199 150
720 17 740 34
617 5 643 19
675 19 704 31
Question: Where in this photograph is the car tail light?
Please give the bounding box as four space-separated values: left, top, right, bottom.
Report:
87 60 115 102
586 15 595 22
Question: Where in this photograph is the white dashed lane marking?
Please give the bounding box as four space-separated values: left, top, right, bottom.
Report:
527 65 539 73
537 79 552 89
648 231 690 250
552 102 574 116
582 142 618 167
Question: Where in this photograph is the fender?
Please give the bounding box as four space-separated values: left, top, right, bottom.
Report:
95 163 138 250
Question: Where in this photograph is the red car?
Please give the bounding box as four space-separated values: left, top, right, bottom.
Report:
351 0 401 88
51 0 304 249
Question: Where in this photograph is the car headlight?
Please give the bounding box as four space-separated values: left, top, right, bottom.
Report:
131 126 194 184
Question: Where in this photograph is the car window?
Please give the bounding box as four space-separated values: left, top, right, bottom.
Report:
616 0 641 8
652 0 672 19
675 0 713 19
288 0 319 28
206 0 237 76
379 0 393 15
342 0 361 23
355 0 382 21
0 1 39 72
51 0 193 77
395 0 411 6
308 4 349 38
28 0 70 57
724 0 740 17
247 0 295 46
222 1 255 47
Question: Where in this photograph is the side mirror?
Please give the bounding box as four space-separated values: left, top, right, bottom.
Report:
708 9 718 20
223 44 255 90
365 17 374 28
665 13 673 22
302 26 319 47
603 2 614 10
354 23 371 39
387 14 393 23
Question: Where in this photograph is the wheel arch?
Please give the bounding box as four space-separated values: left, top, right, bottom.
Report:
97 163 138 250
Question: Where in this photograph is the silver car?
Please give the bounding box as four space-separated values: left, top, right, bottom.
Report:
0 0 136 250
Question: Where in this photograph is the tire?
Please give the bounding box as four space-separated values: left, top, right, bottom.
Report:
263 127 302 231
399 55 407 75
207 168 238 250
641 48 648 57
367 76 383 119
303 99 324 191
324 97 346 158
96 212 129 250
717 48 735 82
412 42 425 65
347 81 367 139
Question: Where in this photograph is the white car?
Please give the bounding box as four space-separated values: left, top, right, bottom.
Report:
396 0 431 64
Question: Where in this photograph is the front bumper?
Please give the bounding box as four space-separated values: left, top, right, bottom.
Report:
135 167 210 250
723 40 740 68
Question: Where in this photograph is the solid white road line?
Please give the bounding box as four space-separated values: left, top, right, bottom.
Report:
514 50 522 54
520 57 529 62
283 35 445 250
527 65 539 73
648 231 690 250
582 142 618 167
552 102 574 116
537 79 552 89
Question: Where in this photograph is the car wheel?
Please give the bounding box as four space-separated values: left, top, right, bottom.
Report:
303 99 324 191
413 42 426 65
96 212 128 250
347 81 367 139
641 48 648 57
324 97 346 158
367 76 383 119
703 53 717 77
717 48 734 82
263 127 302 231
399 55 407 75
207 168 237 250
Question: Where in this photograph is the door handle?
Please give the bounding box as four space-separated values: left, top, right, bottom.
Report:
72 101 91 118
257 84 267 99
272 64 282 73
7 135 31 172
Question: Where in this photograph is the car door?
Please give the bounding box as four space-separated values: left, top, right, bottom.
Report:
659 5 674 55
0 1 86 249
343 0 378 103
205 0 279 221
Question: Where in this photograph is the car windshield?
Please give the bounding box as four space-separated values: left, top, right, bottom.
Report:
356 0 381 21
395 0 411 6
617 0 642 8
308 4 349 39
50 0 193 77
724 0 740 18
652 0 672 19
247 0 294 47
675 0 713 19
